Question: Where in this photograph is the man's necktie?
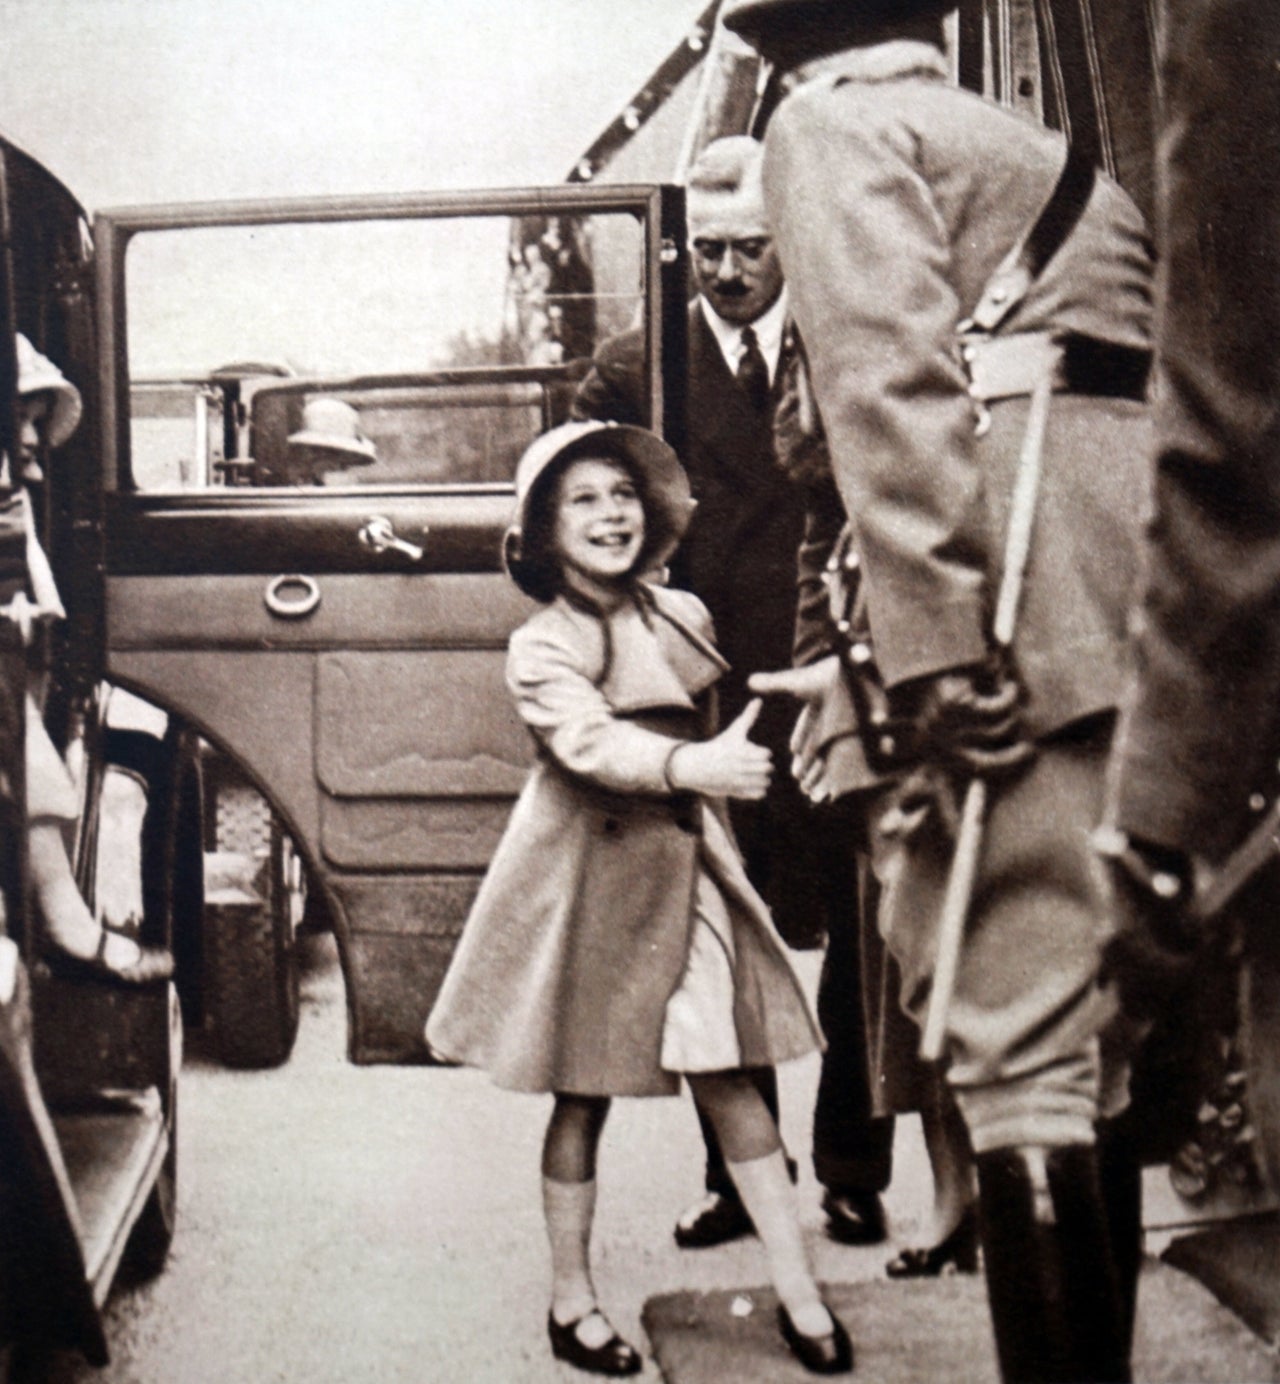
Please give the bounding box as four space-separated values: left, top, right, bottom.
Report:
736 325 770 414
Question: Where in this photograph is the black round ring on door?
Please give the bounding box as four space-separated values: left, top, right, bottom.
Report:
263 574 321 619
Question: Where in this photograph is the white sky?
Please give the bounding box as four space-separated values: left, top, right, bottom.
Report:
0 0 708 210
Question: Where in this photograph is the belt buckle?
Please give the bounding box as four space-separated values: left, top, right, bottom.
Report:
965 379 992 437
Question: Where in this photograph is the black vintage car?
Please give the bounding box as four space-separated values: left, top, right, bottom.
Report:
1 107 697 1078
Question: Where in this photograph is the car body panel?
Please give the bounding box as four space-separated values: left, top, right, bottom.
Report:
93 182 687 1061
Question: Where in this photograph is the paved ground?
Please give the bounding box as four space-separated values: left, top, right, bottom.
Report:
39 935 1280 1383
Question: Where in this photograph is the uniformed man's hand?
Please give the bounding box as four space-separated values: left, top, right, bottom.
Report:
749 656 842 801
891 664 1034 776
1093 827 1200 1024
878 763 963 844
666 698 773 801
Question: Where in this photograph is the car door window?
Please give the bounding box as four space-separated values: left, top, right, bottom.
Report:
122 207 649 493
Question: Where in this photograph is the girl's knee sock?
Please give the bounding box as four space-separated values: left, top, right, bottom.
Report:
726 1150 830 1337
542 1175 598 1324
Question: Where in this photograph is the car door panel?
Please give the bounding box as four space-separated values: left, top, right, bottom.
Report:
106 570 531 649
315 651 530 799
103 491 514 576
317 798 515 872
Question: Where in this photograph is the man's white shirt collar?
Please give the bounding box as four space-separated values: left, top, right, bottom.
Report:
699 288 789 384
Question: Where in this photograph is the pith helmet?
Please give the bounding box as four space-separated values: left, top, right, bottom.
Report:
286 396 377 466
722 0 955 48
504 420 694 601
16 334 83 448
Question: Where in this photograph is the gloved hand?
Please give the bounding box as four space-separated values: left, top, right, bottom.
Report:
878 763 964 844
1093 826 1200 1023
890 663 1034 776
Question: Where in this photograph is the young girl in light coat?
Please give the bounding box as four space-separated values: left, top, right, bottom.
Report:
426 420 852 1376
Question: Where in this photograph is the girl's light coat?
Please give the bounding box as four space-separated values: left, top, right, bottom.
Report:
426 582 821 1096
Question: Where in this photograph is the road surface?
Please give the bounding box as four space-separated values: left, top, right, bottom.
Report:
37 934 1278 1383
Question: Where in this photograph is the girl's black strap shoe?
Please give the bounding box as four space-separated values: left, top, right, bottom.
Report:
776 1303 854 1375
547 1310 641 1377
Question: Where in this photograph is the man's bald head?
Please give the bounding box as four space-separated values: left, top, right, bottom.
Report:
686 136 769 233
685 137 783 325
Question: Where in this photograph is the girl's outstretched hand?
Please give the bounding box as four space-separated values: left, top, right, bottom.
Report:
666 699 773 800
749 656 841 800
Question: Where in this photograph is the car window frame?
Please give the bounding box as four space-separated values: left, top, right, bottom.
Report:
93 183 686 499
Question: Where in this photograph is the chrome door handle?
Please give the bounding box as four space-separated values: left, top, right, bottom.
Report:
357 515 426 561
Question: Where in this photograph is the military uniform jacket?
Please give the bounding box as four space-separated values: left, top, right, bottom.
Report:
763 43 1155 752
424 583 821 1097
1110 0 1280 862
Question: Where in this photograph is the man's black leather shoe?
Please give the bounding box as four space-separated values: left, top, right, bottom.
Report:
673 1191 754 1249
822 1189 887 1246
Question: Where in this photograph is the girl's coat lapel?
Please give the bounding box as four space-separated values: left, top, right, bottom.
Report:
598 584 729 715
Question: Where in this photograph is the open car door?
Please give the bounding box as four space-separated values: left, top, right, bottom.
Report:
94 183 688 1063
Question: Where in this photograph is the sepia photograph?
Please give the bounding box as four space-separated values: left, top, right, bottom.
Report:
0 0 1279 1379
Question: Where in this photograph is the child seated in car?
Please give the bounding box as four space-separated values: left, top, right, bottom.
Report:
8 333 172 986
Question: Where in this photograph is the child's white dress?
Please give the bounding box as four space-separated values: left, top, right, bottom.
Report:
661 807 755 1073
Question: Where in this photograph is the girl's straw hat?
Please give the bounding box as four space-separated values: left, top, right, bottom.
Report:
16 334 83 448
504 420 694 601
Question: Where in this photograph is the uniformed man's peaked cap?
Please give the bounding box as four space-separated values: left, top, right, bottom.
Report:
722 0 955 48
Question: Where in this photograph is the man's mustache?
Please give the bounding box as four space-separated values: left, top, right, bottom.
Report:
711 281 749 297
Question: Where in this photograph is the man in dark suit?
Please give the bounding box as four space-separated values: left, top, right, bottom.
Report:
573 135 894 1252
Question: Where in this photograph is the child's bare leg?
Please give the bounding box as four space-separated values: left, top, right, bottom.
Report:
542 1094 615 1345
30 821 99 954
688 1070 832 1338
30 818 170 977
30 822 132 965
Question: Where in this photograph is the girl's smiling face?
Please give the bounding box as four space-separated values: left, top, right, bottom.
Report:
552 456 646 597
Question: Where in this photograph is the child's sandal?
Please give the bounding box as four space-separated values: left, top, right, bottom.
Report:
43 916 174 988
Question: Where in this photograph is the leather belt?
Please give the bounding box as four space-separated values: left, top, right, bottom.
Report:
960 331 1151 405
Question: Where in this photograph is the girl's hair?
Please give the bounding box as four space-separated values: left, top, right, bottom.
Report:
516 448 653 604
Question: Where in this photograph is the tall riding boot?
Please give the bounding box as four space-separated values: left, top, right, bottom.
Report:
1096 1118 1143 1361
975 1144 1131 1384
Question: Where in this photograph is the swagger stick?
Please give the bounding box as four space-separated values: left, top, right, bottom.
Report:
920 362 1055 1062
